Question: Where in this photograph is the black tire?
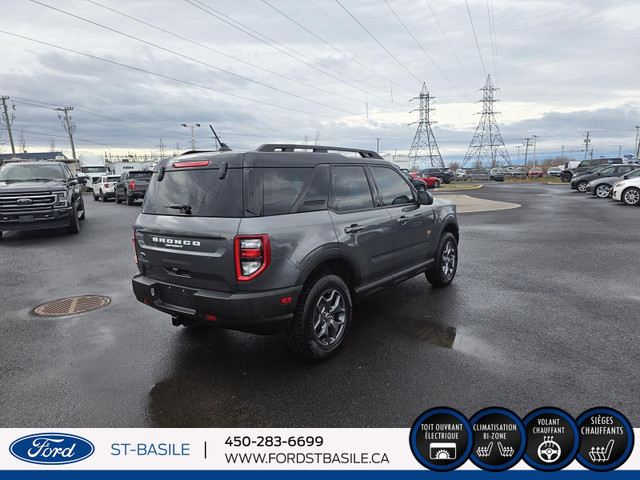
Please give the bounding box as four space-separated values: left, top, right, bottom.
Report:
561 174 571 183
287 274 352 361
417 183 426 192
127 195 135 206
67 204 80 234
437 177 444 184
426 232 458 287
115 191 121 204
622 187 640 206
0 231 3 239
93 191 99 201
577 181 588 193
433 180 440 188
595 184 611 198
100 190 105 202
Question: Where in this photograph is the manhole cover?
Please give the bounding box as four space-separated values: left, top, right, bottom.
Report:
34 295 111 316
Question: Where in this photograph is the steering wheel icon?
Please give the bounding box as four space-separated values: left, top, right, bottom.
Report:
538 436 562 463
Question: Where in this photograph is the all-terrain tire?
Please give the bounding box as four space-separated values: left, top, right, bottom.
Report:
287 274 352 361
426 232 458 287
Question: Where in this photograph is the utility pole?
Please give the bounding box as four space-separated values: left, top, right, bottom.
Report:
635 126 640 158
516 145 521 164
618 145 622 157
561 145 565 158
376 137 381 154
584 131 590 161
1 96 16 155
54 107 77 167
532 135 538 167
182 123 200 150
523 138 532 166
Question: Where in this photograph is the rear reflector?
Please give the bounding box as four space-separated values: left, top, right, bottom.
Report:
281 296 293 305
205 314 217 321
173 160 211 168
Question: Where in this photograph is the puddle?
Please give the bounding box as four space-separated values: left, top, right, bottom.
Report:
397 317 502 362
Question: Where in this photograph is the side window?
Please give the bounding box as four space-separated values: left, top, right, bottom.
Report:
618 166 632 174
600 167 615 175
263 168 312 216
371 166 414 206
329 166 374 213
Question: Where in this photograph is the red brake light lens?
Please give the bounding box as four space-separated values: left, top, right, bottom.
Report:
234 235 271 282
104 183 109 188
173 160 211 168
132 227 138 265
129 180 135 190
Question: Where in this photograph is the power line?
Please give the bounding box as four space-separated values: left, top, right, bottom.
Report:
334 0 422 85
464 0 487 77
486 0 499 84
260 0 410 98
85 0 391 111
382 0 472 101
185 0 398 105
31 0 361 117
423 0 474 87
0 29 346 120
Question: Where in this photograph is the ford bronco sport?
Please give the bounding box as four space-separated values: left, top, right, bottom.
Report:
132 145 459 360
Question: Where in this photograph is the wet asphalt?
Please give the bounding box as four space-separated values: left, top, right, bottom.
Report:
0 183 638 428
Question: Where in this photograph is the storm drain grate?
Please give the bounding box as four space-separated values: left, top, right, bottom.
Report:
34 295 111 316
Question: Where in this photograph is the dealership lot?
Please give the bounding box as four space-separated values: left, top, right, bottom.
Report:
0 183 638 428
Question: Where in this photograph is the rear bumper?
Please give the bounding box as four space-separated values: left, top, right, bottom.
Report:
128 190 147 199
132 274 302 334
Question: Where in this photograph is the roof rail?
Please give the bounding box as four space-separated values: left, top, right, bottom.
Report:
255 144 383 159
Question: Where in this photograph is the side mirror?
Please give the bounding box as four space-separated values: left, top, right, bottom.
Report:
418 191 433 205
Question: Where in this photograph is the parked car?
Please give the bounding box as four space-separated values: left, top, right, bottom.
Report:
418 167 454 184
585 167 640 198
410 172 441 188
528 167 544 178
0 161 85 237
115 170 152 205
467 169 504 182
403 172 429 191
570 164 638 193
560 157 623 182
92 175 122 201
510 167 529 178
612 176 640 205
547 167 562 177
454 169 467 181
132 144 459 360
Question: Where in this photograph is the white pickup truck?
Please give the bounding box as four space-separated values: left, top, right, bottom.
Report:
92 175 122 201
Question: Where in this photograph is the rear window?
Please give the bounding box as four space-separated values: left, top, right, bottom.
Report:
143 168 242 217
129 171 152 178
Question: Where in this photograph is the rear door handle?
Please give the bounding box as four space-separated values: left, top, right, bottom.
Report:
345 224 364 234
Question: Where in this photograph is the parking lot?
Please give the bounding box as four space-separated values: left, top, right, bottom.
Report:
0 182 638 428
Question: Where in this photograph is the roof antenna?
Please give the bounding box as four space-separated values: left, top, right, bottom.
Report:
210 125 232 151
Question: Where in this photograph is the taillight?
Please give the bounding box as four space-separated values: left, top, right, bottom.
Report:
104 183 109 188
129 180 135 190
234 235 271 281
133 226 138 265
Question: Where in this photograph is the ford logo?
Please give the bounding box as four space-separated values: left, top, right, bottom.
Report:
17 199 33 205
9 433 95 465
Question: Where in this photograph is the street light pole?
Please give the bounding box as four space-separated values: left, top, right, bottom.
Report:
181 123 200 150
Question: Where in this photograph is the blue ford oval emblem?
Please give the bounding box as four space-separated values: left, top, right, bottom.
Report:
17 198 33 205
9 433 95 465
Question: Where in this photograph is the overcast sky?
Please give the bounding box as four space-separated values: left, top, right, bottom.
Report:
1 0 639 164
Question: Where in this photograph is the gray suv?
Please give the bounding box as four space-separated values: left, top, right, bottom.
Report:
132 144 459 360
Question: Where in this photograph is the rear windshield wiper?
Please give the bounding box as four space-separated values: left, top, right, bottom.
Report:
165 204 192 215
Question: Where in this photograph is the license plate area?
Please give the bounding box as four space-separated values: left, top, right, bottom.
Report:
159 285 195 308
19 215 35 223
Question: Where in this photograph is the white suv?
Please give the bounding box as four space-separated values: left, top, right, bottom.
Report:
612 177 640 205
92 175 121 202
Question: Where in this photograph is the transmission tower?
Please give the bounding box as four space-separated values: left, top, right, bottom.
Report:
408 83 444 169
463 75 510 168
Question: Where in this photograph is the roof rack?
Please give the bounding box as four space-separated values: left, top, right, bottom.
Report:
255 144 383 159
